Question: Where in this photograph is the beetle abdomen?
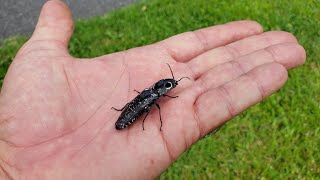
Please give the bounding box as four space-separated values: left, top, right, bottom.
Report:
115 110 143 129
115 90 158 130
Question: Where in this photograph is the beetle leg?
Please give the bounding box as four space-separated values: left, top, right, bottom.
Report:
155 103 162 131
163 94 179 98
142 111 150 130
133 89 140 93
111 103 128 111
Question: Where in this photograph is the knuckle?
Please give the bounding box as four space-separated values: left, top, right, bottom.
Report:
224 45 240 60
218 86 236 118
245 73 265 100
229 60 245 78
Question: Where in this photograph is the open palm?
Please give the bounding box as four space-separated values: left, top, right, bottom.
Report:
0 1 305 179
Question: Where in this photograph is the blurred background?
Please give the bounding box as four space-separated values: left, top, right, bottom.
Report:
0 0 319 179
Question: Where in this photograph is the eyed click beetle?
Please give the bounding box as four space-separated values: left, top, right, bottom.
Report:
112 63 190 131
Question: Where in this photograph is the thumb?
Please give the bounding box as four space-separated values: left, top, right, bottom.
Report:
30 0 74 48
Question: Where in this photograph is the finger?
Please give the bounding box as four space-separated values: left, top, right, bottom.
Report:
28 0 74 49
192 63 288 137
192 43 305 95
188 31 298 79
157 20 263 62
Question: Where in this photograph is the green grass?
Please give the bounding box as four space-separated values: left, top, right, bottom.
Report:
1 0 319 178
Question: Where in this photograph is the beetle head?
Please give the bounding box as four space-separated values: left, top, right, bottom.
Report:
153 64 191 96
153 79 178 96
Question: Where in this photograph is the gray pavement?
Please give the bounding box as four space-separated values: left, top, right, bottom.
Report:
0 0 136 42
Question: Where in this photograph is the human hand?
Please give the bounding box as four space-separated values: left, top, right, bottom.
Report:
0 0 306 179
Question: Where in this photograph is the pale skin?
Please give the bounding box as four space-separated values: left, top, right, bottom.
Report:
0 0 306 179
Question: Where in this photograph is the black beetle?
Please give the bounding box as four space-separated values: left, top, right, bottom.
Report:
112 63 190 131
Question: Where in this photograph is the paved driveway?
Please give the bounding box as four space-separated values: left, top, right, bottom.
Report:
0 0 135 41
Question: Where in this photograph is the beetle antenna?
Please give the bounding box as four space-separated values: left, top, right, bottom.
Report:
177 77 191 82
166 63 175 79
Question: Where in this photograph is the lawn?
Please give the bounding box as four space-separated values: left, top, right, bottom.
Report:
0 0 319 178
